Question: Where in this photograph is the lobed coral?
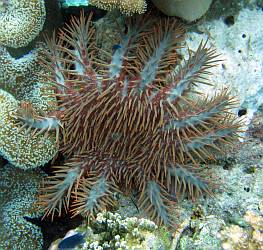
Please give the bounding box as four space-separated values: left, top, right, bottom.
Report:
0 46 39 95
0 42 60 169
0 0 46 48
37 12 241 226
0 163 44 249
0 89 58 169
49 211 168 250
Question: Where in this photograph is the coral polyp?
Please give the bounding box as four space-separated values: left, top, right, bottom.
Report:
38 12 241 226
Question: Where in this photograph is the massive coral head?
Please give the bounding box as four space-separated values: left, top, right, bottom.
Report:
38 11 242 226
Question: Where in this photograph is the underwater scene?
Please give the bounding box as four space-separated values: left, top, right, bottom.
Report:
0 0 262 249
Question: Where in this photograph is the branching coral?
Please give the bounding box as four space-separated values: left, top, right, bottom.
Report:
50 211 167 249
0 0 46 48
38 12 241 226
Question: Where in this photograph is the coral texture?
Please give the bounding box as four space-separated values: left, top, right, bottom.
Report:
0 164 44 249
151 0 212 21
50 211 167 249
0 46 39 95
0 44 59 169
38 13 241 226
0 0 46 48
220 207 263 250
0 89 58 169
89 0 147 15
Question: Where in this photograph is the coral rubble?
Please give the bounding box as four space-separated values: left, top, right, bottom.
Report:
220 208 263 250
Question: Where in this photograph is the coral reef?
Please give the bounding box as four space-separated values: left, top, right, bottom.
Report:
89 0 146 15
183 7 263 126
0 163 44 249
0 88 58 169
220 206 263 250
164 138 263 249
59 0 147 14
0 46 39 95
0 0 46 48
49 211 169 249
36 12 241 227
0 44 59 169
151 0 212 21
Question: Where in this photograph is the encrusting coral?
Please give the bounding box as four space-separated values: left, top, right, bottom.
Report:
0 0 46 48
36 12 241 226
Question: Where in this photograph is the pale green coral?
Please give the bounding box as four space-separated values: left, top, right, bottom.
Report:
0 46 39 95
0 89 58 169
0 0 46 48
0 163 44 249
0 46 57 112
0 45 59 168
50 211 170 249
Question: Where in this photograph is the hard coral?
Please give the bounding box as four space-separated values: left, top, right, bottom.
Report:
0 45 60 169
0 89 58 169
0 46 39 95
0 164 44 249
89 0 147 15
38 12 241 226
0 0 46 48
50 211 167 250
